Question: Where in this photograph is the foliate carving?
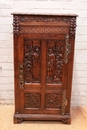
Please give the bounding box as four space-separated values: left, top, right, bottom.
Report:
20 16 71 23
20 27 69 34
13 15 19 35
24 93 41 108
70 17 76 36
45 94 61 109
46 41 64 84
24 39 41 83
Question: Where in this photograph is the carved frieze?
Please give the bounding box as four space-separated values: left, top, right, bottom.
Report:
45 94 61 109
24 39 41 83
20 26 69 34
20 16 71 23
24 93 41 108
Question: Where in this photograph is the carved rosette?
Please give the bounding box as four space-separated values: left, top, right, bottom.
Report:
13 15 19 35
70 17 76 36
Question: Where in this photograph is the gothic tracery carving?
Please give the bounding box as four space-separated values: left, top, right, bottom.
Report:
24 93 41 108
45 94 61 108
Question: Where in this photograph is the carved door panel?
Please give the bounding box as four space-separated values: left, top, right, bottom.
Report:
19 34 69 115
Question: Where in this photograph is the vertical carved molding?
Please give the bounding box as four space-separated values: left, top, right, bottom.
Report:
64 34 71 63
62 90 67 115
70 17 76 36
13 15 19 35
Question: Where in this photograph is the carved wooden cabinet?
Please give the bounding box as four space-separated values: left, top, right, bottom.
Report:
12 13 77 124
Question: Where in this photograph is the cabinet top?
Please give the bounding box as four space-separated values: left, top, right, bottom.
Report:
11 12 78 17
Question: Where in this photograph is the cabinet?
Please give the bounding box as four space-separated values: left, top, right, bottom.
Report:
12 13 77 124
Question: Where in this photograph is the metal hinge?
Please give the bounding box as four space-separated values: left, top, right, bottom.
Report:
64 34 71 63
62 90 68 115
19 64 24 89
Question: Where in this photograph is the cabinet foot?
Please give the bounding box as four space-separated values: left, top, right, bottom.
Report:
62 118 71 124
14 117 23 124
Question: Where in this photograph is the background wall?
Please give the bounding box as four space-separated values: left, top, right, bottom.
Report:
0 0 87 106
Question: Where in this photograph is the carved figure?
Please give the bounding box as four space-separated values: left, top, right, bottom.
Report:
47 48 55 79
33 47 40 82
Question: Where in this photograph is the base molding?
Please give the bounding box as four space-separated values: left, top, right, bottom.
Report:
14 114 71 124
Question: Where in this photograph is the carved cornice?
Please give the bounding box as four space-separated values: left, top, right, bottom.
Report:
70 17 76 36
20 16 71 23
13 15 19 35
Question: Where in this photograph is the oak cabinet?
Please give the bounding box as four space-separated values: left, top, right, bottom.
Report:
12 13 77 124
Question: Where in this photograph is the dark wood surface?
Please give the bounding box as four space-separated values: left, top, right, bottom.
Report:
12 14 77 124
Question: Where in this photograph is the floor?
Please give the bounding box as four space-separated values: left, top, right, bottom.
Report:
0 106 87 130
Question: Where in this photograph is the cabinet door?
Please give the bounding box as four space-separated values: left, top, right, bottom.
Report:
18 33 69 115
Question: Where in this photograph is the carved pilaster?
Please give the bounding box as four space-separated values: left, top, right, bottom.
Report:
70 17 76 36
13 15 19 35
